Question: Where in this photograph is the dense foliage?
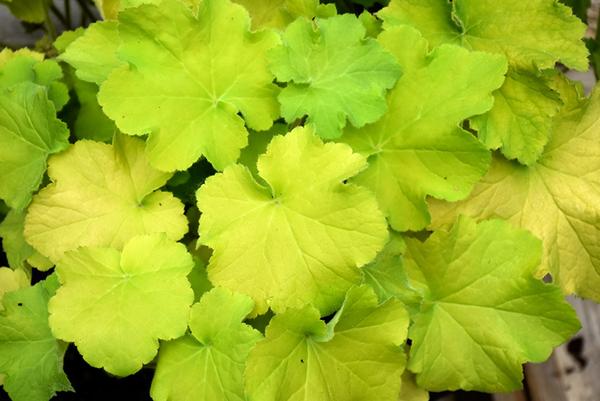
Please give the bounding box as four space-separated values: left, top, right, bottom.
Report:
0 0 599 400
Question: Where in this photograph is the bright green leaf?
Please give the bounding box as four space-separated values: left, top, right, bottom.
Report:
269 14 401 139
406 217 580 391
0 83 69 211
429 83 600 302
49 234 194 376
59 21 125 85
245 285 408 401
99 0 280 171
472 69 562 165
341 26 504 231
0 275 72 401
150 287 262 401
197 126 388 314
0 54 69 111
24 134 187 263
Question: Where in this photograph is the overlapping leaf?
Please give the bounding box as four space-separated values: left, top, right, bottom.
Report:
406 217 580 391
99 0 280 171
269 14 401 138
0 50 69 110
379 0 588 164
197 126 388 314
49 234 194 376
0 83 69 211
59 21 125 85
233 0 336 30
151 287 262 401
429 83 600 302
341 26 505 231
245 285 408 401
24 134 187 262
0 276 72 401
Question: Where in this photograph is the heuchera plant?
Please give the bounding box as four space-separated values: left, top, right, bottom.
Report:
0 0 598 400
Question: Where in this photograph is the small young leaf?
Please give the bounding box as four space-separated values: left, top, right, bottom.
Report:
269 14 401 138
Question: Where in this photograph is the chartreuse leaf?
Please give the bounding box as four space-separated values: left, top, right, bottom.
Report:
0 210 34 269
233 0 336 30
0 267 29 311
0 51 69 111
60 21 125 85
0 83 69 211
197 126 388 315
378 0 587 164
0 275 72 401
72 80 117 142
362 232 422 315
151 287 262 401
245 285 408 401
49 234 194 376
379 0 588 70
99 0 280 172
406 217 580 392
269 14 401 139
399 371 429 401
341 26 505 232
471 69 562 165
429 84 600 302
24 134 187 263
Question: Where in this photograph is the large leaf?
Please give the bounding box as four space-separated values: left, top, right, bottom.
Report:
49 234 194 376
406 217 580 392
269 14 401 138
429 83 600 302
378 0 588 164
341 26 505 231
98 0 280 171
0 83 69 210
197 126 388 314
151 287 262 401
24 135 187 263
245 286 408 401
